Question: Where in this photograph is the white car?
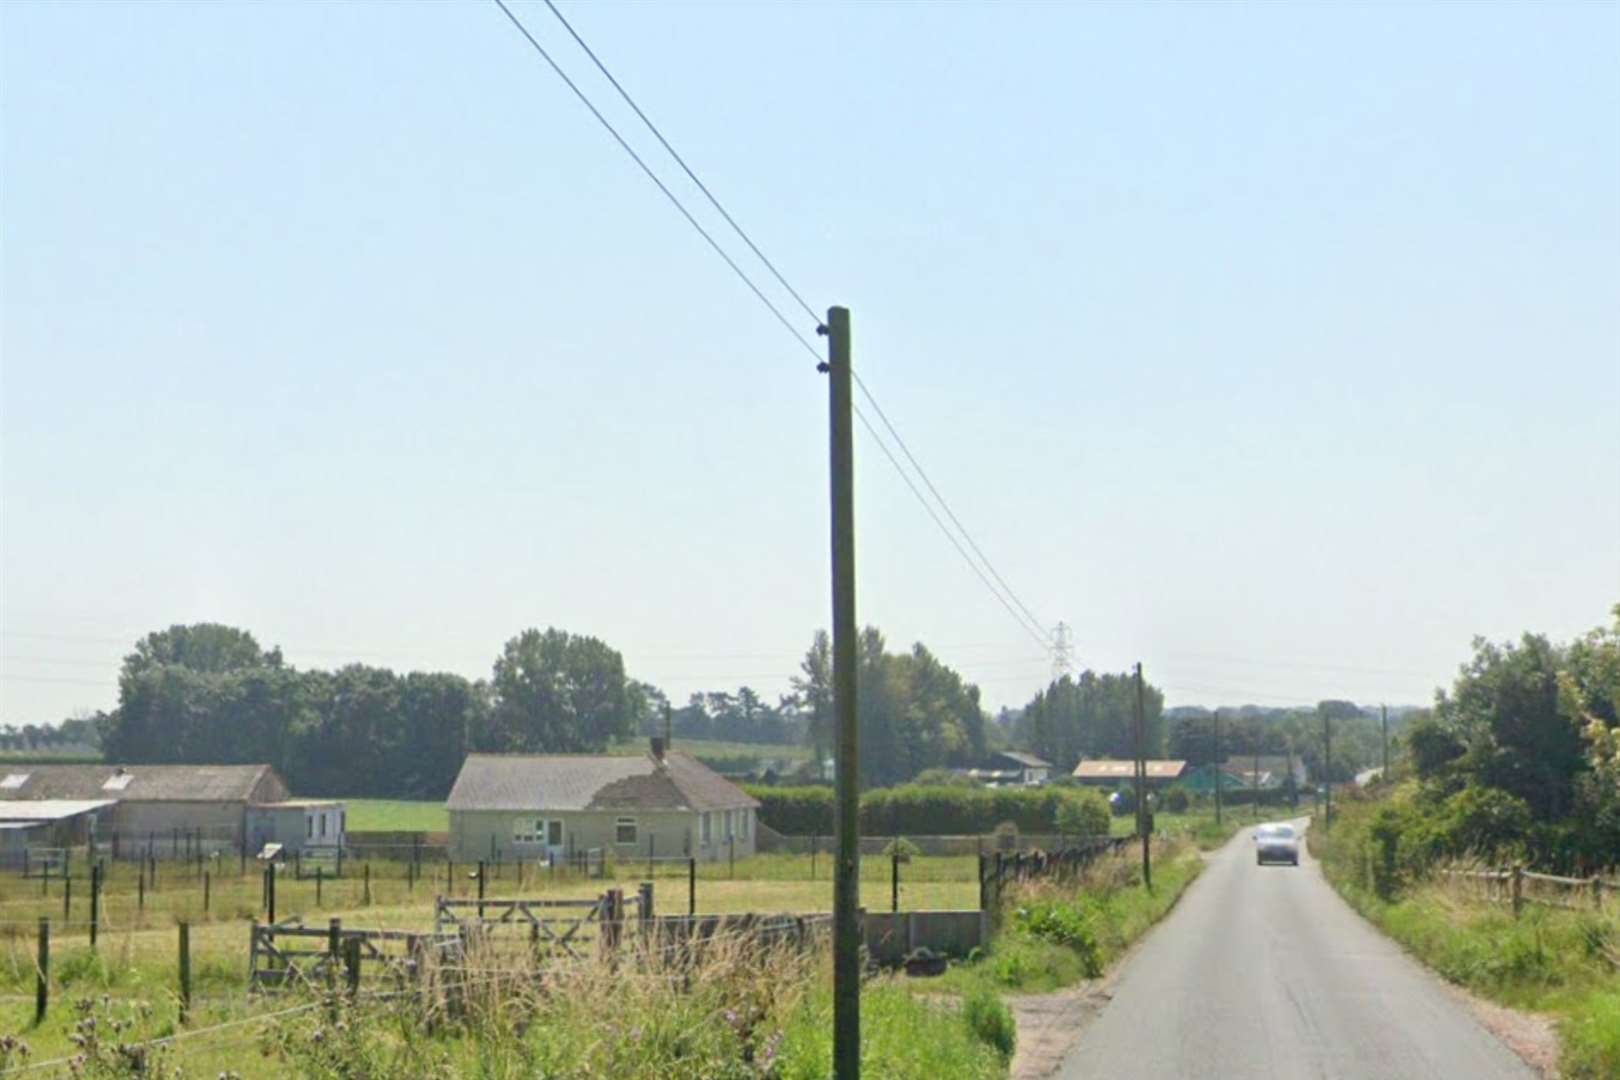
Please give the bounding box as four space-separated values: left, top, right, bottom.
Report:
1254 822 1300 866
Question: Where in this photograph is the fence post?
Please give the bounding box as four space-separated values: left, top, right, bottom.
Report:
639 881 654 921
364 863 372 907
328 918 342 996
477 861 486 920
139 867 146 913
35 917 48 1024
688 857 696 917
204 870 211 914
63 875 71 921
90 862 101 948
178 922 191 1024
267 864 277 924
978 854 989 911
317 866 324 908
337 846 343 879
1592 875 1604 911
891 848 900 914
729 836 735 879
1511 865 1524 919
344 936 361 997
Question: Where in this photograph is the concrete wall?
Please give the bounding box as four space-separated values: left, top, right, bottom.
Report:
862 910 989 965
449 807 758 864
105 801 246 855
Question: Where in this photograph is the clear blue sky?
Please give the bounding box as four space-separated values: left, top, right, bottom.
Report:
3 1 1616 724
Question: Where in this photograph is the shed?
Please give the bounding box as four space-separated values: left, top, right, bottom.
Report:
0 764 291 857
990 751 1053 786
1071 759 1188 787
446 739 760 863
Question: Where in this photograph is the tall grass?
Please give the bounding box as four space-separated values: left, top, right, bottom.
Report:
1313 802 1620 1078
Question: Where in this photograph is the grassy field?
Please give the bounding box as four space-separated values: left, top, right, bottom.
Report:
343 798 447 832
606 736 811 763
0 849 1001 1076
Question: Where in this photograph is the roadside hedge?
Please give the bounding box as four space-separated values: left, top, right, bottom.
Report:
745 784 1110 837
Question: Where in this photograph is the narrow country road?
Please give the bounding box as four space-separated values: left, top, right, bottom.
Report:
1055 819 1536 1079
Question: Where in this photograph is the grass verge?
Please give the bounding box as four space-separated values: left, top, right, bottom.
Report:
1312 801 1620 1079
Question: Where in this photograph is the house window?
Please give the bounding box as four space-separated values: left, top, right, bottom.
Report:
616 817 637 845
319 813 327 838
700 812 712 845
513 819 541 843
546 820 563 846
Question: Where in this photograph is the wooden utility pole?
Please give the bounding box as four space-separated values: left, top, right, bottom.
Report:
1133 662 1151 890
1213 708 1222 825
1381 703 1389 778
1253 740 1261 820
1323 709 1333 829
822 305 860 1080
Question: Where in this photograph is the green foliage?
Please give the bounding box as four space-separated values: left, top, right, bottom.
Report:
913 768 980 787
776 984 1005 1080
1056 789 1111 836
861 785 1106 836
1016 671 1166 773
745 785 833 835
961 987 1016 1064
486 627 639 753
1163 786 1190 813
881 837 922 859
793 628 989 787
1013 899 1102 976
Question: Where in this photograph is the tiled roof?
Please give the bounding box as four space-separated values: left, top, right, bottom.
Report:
1071 759 1187 780
0 764 278 803
446 751 759 813
995 751 1053 769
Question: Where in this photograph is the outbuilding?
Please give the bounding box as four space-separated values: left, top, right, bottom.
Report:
446 739 760 864
0 763 341 858
1071 759 1188 787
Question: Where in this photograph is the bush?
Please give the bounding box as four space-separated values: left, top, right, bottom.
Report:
1013 899 1103 977
746 786 833 835
881 837 922 860
1163 786 1190 813
1055 790 1110 836
962 988 1016 1064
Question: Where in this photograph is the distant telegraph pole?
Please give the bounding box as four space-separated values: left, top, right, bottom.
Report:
1323 708 1333 829
1213 708 1222 825
1381 703 1389 778
821 306 861 1080
1133 662 1151 891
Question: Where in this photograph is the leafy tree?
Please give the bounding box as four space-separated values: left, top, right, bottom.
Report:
1016 671 1165 771
121 623 279 679
485 628 636 753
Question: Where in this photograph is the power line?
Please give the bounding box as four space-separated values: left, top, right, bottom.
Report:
855 410 1052 653
488 0 813 357
490 0 1051 651
538 0 820 326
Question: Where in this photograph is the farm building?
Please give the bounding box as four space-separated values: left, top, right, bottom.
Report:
0 763 344 858
446 739 760 864
1071 759 1188 787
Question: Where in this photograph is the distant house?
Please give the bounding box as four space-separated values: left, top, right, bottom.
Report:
0 763 342 857
1181 763 1248 796
1221 755 1306 790
991 752 1052 786
445 739 760 863
950 750 1053 788
1071 759 1187 787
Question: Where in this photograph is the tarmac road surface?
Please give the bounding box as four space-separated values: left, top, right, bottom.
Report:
1055 819 1536 1079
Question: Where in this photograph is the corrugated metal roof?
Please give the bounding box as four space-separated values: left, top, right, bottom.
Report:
446 751 759 813
0 799 117 821
995 751 1053 769
0 764 276 802
1072 759 1187 780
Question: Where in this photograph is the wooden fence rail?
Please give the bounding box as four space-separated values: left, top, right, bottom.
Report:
1440 866 1618 918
